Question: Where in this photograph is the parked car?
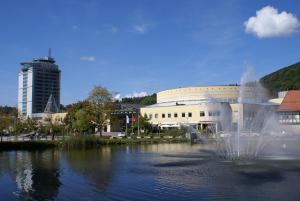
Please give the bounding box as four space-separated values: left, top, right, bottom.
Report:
117 132 126 137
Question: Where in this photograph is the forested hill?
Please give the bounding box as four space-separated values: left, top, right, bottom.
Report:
120 93 157 106
0 106 17 116
260 61 300 97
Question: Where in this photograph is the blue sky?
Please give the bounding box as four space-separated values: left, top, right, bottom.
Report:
0 0 300 106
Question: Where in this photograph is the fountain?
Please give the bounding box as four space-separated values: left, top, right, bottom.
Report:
216 67 285 160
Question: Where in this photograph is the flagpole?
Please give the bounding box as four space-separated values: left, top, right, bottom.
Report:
132 113 134 135
125 117 127 136
138 116 140 137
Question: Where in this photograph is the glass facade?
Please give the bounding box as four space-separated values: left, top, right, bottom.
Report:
19 56 60 116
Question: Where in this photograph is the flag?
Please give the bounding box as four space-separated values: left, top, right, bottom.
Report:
126 115 129 124
138 115 141 124
131 114 135 124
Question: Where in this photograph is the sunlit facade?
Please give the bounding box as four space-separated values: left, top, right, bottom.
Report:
141 85 240 133
18 51 60 117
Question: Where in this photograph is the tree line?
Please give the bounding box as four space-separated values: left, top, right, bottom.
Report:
0 86 152 138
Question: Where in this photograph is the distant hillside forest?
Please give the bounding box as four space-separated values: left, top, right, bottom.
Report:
260 62 300 97
120 93 156 106
0 106 17 116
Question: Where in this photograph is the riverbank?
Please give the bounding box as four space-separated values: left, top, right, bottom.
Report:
0 141 57 151
0 136 189 151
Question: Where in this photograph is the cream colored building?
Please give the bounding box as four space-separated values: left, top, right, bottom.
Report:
157 85 240 104
141 85 240 133
31 112 67 125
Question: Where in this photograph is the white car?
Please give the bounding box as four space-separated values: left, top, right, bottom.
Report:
117 132 126 137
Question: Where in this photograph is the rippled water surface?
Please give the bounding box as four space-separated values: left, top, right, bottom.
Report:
1 143 300 201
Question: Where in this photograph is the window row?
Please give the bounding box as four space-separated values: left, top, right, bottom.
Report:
147 110 221 119
279 112 300 124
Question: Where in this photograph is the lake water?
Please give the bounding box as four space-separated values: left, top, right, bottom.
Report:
1 143 300 201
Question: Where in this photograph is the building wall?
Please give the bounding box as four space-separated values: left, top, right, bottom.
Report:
18 56 60 117
18 67 34 116
51 112 67 125
269 98 283 104
141 102 232 131
230 103 239 124
27 68 33 116
31 112 67 125
17 71 23 115
157 86 240 104
32 64 60 113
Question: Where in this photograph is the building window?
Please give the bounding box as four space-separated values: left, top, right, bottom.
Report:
188 112 192 117
200 111 205 117
209 111 220 116
162 113 165 118
279 112 300 124
174 113 178 118
155 113 158 118
168 113 171 118
182 112 185 117
149 114 152 119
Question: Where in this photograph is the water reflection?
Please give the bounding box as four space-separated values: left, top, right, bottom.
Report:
151 146 300 201
0 150 60 201
0 144 300 201
63 147 114 190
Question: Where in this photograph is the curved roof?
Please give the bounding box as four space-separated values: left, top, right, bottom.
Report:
156 85 240 104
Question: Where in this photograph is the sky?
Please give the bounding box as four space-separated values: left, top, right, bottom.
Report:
0 0 300 106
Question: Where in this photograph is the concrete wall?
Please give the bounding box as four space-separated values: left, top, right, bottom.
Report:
157 86 240 103
141 102 232 130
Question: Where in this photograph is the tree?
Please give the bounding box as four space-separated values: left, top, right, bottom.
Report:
24 117 38 133
133 114 152 135
43 115 66 140
120 93 157 106
140 94 156 106
87 86 114 136
73 109 92 135
64 100 92 135
0 106 18 139
0 116 12 142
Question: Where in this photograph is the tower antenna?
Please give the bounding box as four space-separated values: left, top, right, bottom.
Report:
48 48 52 58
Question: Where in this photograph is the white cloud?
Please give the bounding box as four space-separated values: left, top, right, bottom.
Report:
133 24 148 34
244 6 300 38
112 92 148 101
113 93 122 101
80 56 95 62
125 91 148 98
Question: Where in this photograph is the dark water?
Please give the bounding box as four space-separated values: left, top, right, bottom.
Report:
1 143 300 201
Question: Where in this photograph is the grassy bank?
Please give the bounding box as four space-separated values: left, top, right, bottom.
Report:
60 136 188 149
0 136 189 151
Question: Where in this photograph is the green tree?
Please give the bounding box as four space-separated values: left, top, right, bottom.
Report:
64 100 92 135
87 86 114 136
140 94 156 106
19 117 38 133
120 93 157 106
73 109 92 135
0 116 12 141
132 114 152 135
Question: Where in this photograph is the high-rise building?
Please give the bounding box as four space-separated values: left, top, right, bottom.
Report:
18 49 61 117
